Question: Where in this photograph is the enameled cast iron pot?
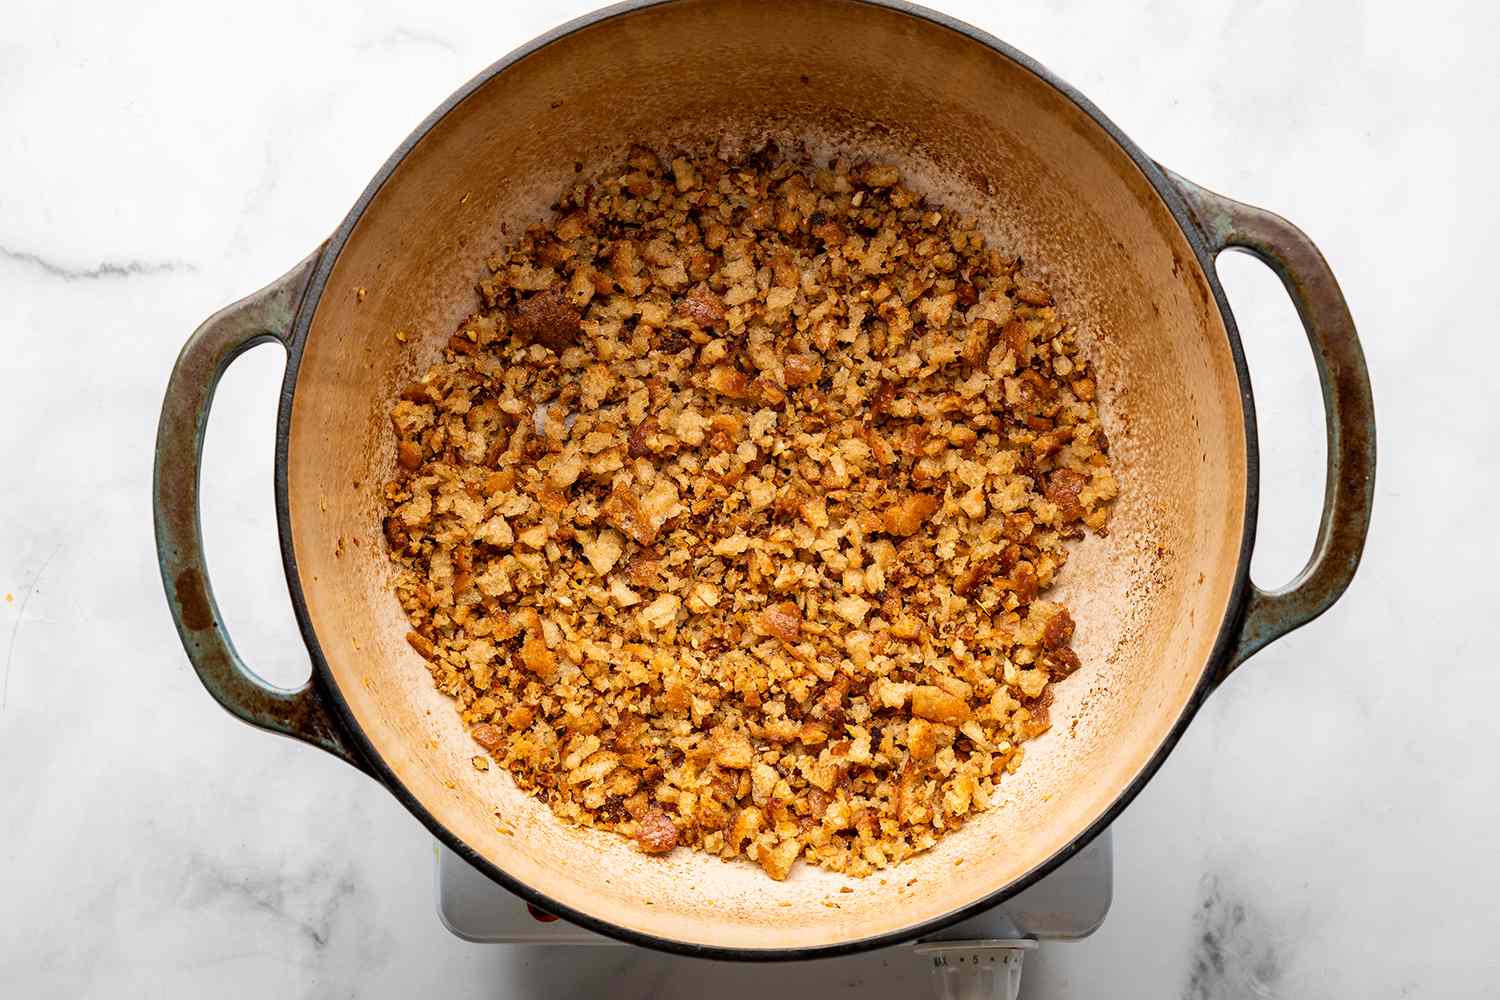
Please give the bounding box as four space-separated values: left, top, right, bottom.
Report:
154 0 1375 959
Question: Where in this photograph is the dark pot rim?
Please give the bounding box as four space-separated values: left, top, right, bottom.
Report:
272 0 1259 961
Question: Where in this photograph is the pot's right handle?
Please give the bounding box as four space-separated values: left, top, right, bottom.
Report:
1165 170 1376 684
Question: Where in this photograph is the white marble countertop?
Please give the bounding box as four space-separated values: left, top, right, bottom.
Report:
2 1 1496 996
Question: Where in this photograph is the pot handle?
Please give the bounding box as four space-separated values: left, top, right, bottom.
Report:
154 247 370 773
1165 170 1376 684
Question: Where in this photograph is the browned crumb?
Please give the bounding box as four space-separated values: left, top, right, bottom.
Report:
635 807 680 855
381 145 1116 881
513 285 582 351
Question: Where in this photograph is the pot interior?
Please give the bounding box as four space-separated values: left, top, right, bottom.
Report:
285 0 1246 952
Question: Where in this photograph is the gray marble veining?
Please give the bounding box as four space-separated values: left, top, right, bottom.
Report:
0 247 192 282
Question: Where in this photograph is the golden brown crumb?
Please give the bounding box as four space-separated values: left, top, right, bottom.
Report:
381 145 1115 881
882 493 940 537
470 724 505 753
759 838 802 881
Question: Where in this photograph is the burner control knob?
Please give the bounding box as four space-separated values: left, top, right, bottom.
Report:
913 940 1038 1000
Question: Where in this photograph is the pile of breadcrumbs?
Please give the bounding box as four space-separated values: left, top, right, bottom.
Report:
381 144 1116 880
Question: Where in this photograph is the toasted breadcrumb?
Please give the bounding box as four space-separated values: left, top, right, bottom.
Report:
381 144 1115 880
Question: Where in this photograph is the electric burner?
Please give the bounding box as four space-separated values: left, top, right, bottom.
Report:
436 829 1111 999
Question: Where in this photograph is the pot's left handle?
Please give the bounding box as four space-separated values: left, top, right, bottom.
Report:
154 247 371 774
